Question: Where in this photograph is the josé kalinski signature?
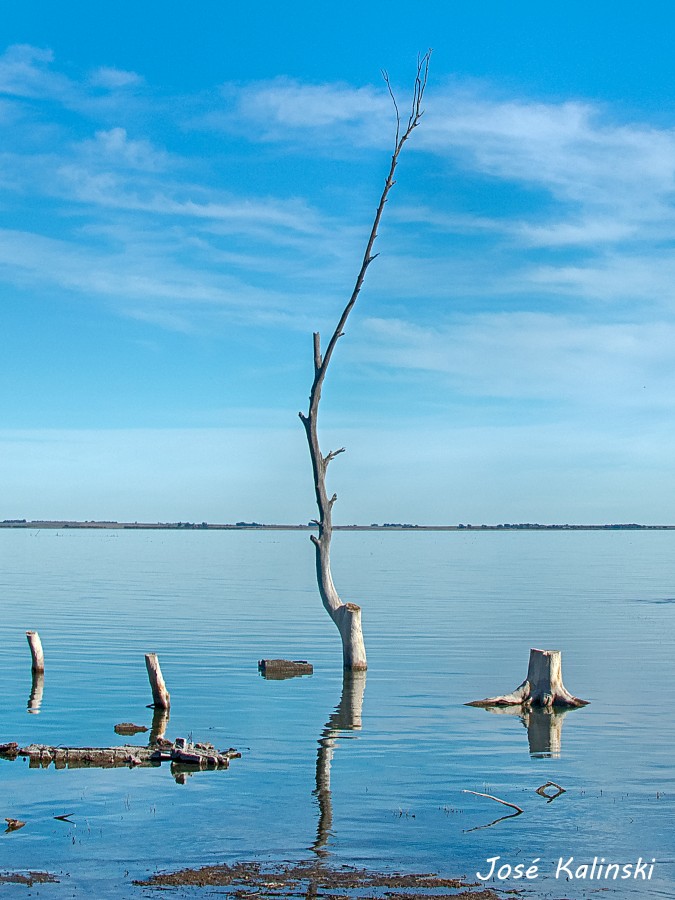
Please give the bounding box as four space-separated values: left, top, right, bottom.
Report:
476 856 656 882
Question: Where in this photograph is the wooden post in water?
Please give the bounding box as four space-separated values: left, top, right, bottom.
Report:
26 631 44 674
145 653 170 710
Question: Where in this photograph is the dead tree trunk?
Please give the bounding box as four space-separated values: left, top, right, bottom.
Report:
467 648 588 708
299 53 430 670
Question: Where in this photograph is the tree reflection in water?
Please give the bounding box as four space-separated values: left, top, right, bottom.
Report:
312 670 366 856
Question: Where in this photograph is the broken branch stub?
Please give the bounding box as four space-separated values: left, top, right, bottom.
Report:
467 648 588 708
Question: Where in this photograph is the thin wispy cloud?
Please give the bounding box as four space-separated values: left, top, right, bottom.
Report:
3 42 675 424
358 312 675 413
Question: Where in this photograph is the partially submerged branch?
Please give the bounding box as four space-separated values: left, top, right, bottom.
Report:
462 790 523 814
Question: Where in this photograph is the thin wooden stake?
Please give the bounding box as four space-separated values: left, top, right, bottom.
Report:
26 631 44 674
145 653 170 710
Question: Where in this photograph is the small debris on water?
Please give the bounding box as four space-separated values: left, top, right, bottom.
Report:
114 723 149 735
258 659 313 679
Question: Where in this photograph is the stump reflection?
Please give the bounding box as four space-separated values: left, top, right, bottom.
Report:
483 704 575 758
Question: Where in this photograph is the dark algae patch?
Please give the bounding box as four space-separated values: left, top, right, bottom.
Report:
0 871 59 886
135 860 501 898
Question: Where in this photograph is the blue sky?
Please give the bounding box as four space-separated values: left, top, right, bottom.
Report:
3 2 675 524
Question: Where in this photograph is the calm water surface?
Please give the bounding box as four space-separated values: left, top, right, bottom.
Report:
0 528 673 898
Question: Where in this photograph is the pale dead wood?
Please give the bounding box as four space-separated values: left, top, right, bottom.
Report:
299 51 431 670
26 631 44 674
467 648 588 708
145 652 170 710
462 790 523 814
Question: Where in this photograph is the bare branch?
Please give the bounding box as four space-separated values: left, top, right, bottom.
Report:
462 790 523 814
309 50 431 398
313 332 322 371
382 69 401 149
323 448 346 466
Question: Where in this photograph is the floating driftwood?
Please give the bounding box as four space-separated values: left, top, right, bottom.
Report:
258 658 313 679
467 648 588 708
0 739 240 771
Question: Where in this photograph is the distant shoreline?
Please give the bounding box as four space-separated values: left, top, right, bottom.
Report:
2 520 674 532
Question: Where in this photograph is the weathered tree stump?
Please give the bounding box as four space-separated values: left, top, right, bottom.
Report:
26 631 44 674
467 648 588 708
145 653 170 709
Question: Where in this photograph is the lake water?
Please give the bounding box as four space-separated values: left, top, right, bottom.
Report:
0 528 673 898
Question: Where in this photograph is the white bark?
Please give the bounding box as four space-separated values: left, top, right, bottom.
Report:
145 653 170 710
299 54 430 670
26 631 44 674
467 648 588 708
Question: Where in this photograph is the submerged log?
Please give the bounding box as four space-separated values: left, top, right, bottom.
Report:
26 631 44 674
467 648 588 708
0 739 239 771
18 743 159 769
258 659 313 679
145 653 170 709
